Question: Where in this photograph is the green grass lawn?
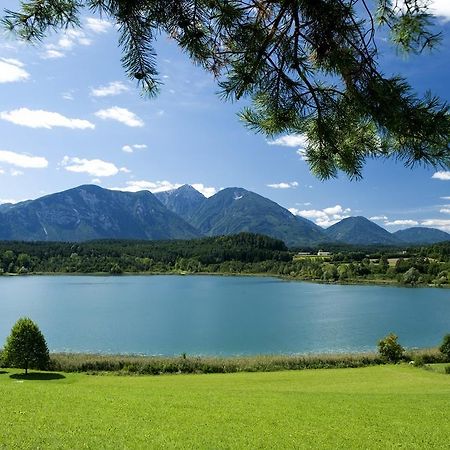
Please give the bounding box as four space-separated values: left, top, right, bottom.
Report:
0 365 449 449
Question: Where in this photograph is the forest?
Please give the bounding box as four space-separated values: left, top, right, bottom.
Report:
1 233 450 286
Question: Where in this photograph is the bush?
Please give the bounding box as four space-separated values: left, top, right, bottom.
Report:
445 365 450 375
3 317 50 374
439 334 450 361
378 333 404 363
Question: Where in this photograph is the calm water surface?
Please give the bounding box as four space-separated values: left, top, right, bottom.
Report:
0 275 449 355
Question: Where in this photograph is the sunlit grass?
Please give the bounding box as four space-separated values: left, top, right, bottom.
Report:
0 364 449 448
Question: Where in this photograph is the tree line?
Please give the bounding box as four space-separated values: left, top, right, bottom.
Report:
2 233 450 286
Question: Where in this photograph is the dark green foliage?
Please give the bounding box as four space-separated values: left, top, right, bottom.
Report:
445 365 450 374
2 234 450 286
0 233 291 274
378 333 405 363
3 318 50 374
3 1 449 179
439 334 450 361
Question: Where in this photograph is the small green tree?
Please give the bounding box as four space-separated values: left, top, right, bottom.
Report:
439 334 450 361
3 318 50 374
378 333 404 363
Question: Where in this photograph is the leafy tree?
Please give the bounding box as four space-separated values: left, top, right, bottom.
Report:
3 318 50 374
402 267 420 285
2 1 450 179
439 333 450 361
378 332 404 363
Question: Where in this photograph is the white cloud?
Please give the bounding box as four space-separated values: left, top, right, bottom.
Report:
61 156 121 177
267 134 308 160
440 208 450 214
91 178 102 184
421 219 450 231
85 18 113 34
111 181 217 197
1 58 24 67
95 107 144 127
0 58 30 83
41 49 65 59
296 149 308 161
0 168 4 174
267 134 307 148
385 219 419 226
112 180 182 193
41 29 92 59
440 196 450 200
10 169 24 176
91 81 129 97
0 150 48 168
432 171 450 180
430 0 450 21
0 108 95 130
289 204 351 228
191 183 217 198
0 198 20 205
370 215 388 221
122 144 147 153
119 167 131 173
62 91 74 101
267 181 299 189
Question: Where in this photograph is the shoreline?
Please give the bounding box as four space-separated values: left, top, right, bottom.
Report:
42 347 446 375
1 269 448 289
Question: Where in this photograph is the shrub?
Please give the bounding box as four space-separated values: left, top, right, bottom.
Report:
445 365 450 375
439 334 450 361
3 317 50 374
378 333 404 363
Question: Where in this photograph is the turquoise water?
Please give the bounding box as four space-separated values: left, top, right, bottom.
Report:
0 275 449 356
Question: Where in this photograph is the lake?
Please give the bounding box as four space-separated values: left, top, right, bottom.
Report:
0 275 449 356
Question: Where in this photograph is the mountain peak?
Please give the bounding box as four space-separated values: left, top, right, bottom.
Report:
190 186 326 247
325 216 400 245
154 184 206 222
394 227 450 244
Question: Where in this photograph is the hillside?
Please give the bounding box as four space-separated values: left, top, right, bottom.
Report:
189 187 326 247
0 185 200 242
393 227 450 244
154 184 206 222
325 216 401 245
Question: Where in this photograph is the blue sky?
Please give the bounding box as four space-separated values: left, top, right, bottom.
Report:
1 1 450 231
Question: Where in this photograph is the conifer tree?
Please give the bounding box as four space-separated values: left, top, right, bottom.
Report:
3 1 449 178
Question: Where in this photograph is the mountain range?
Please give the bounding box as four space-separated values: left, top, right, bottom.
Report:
1 184 449 247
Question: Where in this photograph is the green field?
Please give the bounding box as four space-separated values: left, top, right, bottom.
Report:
1 365 449 449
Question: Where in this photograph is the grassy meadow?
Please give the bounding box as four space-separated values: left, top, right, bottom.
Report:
1 364 449 449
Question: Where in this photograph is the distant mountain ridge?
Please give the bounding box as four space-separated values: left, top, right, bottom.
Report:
0 184 448 246
324 216 402 246
0 185 199 242
188 187 326 247
393 227 450 244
